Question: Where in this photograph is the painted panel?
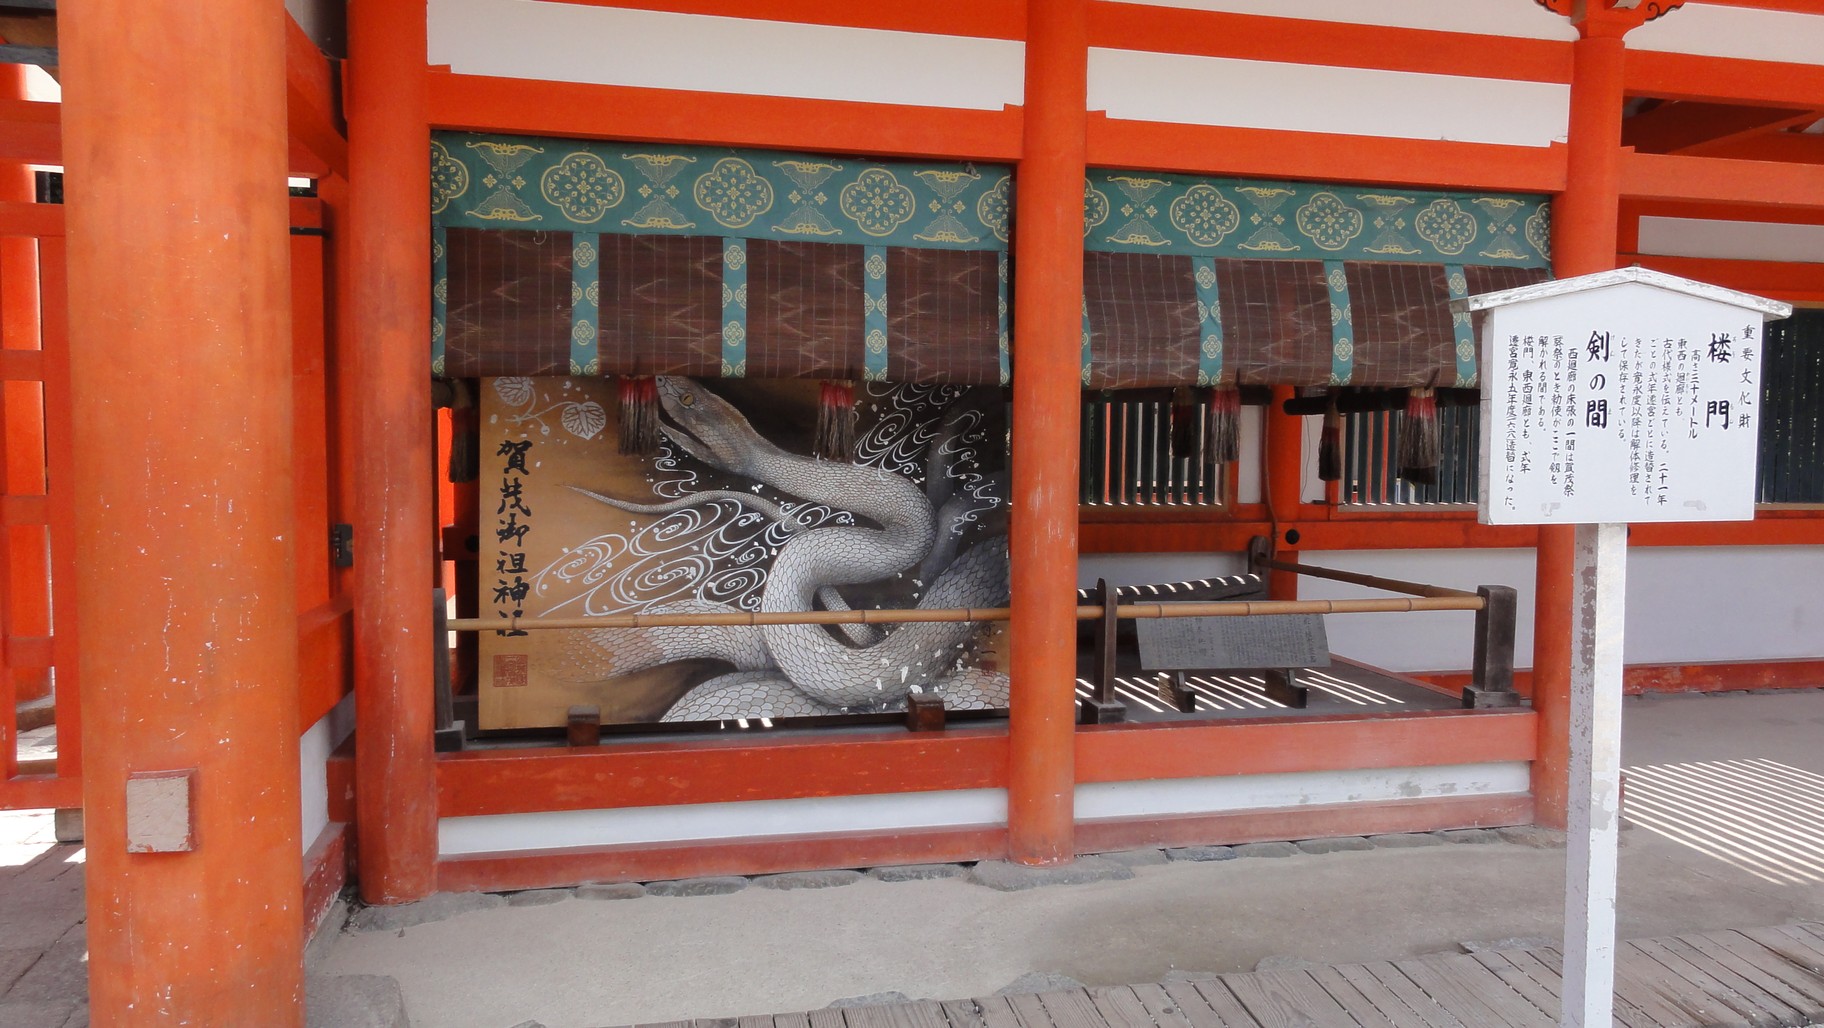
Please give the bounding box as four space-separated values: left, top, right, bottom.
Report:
428 0 1025 110
1088 49 1571 148
439 787 1011 855
479 376 1011 728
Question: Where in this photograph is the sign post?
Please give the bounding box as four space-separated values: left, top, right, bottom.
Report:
1456 267 1790 1028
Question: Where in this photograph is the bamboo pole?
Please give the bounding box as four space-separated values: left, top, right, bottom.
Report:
1252 558 1479 600
446 593 1483 633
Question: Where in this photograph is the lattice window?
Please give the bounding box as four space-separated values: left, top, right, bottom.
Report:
1339 402 1481 507
1080 393 1224 506
1758 309 1824 505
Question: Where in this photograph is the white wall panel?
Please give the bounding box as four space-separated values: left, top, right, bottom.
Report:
1084 544 1824 673
299 692 356 855
1638 217 1824 266
1623 546 1824 665
428 0 1024 110
1299 548 1538 673
1099 0 1576 41
1088 48 1569 147
1077 762 1530 820
440 788 1008 856
1630 4 1824 65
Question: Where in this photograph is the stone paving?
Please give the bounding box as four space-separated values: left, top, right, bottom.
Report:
0 809 87 1028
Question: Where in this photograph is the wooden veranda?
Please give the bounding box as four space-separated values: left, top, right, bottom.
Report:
621 922 1824 1028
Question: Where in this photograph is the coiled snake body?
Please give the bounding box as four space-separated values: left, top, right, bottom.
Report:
569 377 1010 720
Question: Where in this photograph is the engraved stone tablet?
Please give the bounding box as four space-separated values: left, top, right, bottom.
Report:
1135 611 1329 671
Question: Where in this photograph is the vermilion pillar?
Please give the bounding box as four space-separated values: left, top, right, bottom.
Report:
0 63 50 707
1535 14 1630 828
1008 0 1088 865
60 1 305 1022
346 0 439 901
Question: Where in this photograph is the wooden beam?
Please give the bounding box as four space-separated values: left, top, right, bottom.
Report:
0 43 53 66
1086 115 1568 193
1621 149 1824 210
1089 2 1571 84
427 70 1022 162
438 729 1010 817
284 14 345 179
1628 50 1824 109
1674 132 1824 165
1623 198 1824 226
1621 101 1820 155
0 99 58 164
1075 709 1537 783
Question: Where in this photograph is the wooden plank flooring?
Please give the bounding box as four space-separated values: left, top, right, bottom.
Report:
622 921 1824 1028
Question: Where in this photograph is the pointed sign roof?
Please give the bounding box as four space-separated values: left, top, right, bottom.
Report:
1450 265 1792 320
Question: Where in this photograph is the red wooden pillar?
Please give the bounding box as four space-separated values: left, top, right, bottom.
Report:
60 0 305 1021
346 0 439 901
0 63 50 707
1008 0 1088 865
1536 11 1630 828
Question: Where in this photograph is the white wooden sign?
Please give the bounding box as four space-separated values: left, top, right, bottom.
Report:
1456 267 1790 1028
1466 269 1790 526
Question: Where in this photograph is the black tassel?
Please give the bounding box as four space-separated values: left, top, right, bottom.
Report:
617 375 660 457
1398 386 1440 486
1318 392 1342 482
813 380 857 462
1207 386 1240 464
447 379 479 483
1170 385 1199 459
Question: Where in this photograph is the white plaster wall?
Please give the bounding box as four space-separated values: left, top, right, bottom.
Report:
1098 0 1577 41
1630 3 1824 65
428 0 1024 110
1637 217 1824 266
439 763 1526 855
1076 761 1530 820
440 787 1008 856
1083 544 1824 673
299 692 356 855
1297 548 1538 674
1087 49 1569 147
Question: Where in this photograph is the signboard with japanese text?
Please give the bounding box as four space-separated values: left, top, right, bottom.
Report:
1469 271 1790 526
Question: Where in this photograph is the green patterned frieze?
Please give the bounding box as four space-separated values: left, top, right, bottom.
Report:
1081 169 1550 268
433 132 1010 251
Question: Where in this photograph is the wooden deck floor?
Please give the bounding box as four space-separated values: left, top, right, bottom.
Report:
623 922 1824 1028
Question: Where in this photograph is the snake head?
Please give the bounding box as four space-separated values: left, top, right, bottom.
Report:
655 376 768 475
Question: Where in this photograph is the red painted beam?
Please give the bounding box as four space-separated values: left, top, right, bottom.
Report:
284 14 346 179
426 71 1024 163
0 99 58 164
0 773 79 811
1077 793 1535 853
436 728 1011 817
1089 3 1572 84
1622 150 1824 211
1076 709 1537 784
1086 116 1568 194
1628 50 1824 109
